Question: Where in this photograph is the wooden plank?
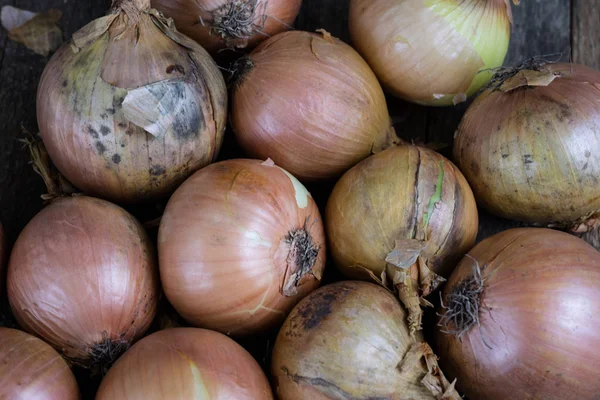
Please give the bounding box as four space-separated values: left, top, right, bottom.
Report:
572 0 600 69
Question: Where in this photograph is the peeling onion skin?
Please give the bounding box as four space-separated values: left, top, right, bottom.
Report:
7 196 159 369
231 30 396 182
151 0 302 54
0 328 80 400
36 0 227 204
454 63 600 227
326 145 478 279
97 327 274 399
436 228 600 400
349 0 511 106
158 159 326 336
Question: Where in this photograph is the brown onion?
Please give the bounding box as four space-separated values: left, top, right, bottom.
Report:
231 30 397 182
7 196 159 373
326 145 478 331
454 63 600 248
272 281 460 399
436 228 600 400
151 0 302 54
37 0 227 203
158 159 326 335
0 328 80 399
97 327 273 399
349 0 512 106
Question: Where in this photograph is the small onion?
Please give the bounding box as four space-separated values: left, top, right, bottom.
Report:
0 328 80 400
272 281 460 399
454 63 600 247
151 0 302 54
436 228 600 400
7 196 159 372
96 327 273 399
158 159 326 335
349 0 512 106
231 30 397 181
37 0 227 203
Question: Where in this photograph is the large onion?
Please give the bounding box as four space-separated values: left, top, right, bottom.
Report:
7 196 159 373
326 145 478 331
436 228 600 400
272 281 460 399
37 0 227 203
231 30 397 181
97 327 273 399
0 328 80 400
151 0 302 54
454 63 600 248
349 0 512 106
158 159 326 335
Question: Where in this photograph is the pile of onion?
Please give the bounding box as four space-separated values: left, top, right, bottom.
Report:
231 30 397 181
326 145 478 332
348 0 513 106
158 159 326 335
436 228 600 399
37 0 227 203
151 0 302 54
7 196 159 373
0 328 79 399
97 327 273 399
272 281 460 399
454 63 600 248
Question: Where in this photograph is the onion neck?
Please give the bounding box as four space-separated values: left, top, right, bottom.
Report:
112 0 151 12
281 227 321 296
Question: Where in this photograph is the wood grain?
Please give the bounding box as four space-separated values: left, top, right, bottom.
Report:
572 0 600 69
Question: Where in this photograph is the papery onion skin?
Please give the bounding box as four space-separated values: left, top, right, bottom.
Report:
326 145 478 280
0 328 80 400
231 30 396 182
349 0 511 106
158 159 326 336
151 0 302 54
436 228 600 400
37 0 227 204
7 196 159 370
96 327 274 399
454 63 600 227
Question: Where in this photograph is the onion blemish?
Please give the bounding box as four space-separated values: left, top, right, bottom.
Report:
281 222 321 296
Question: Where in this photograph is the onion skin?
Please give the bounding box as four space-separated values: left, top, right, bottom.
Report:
158 159 326 335
436 228 600 400
151 0 302 54
454 63 600 228
7 196 159 370
97 327 273 399
37 0 227 203
0 328 80 400
231 30 396 182
349 0 511 106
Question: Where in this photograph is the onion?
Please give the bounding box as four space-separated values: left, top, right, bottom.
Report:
348 0 513 106
454 63 600 248
326 145 478 332
7 196 159 373
97 327 273 399
272 281 460 399
231 30 397 181
158 159 326 335
436 228 600 400
151 0 302 54
37 0 227 204
0 328 80 399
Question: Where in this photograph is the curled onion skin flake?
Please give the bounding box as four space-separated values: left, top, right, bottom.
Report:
436 228 600 400
7 196 160 373
151 0 302 54
349 0 511 106
96 327 274 400
0 328 80 400
158 159 326 336
231 30 397 182
36 0 227 204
